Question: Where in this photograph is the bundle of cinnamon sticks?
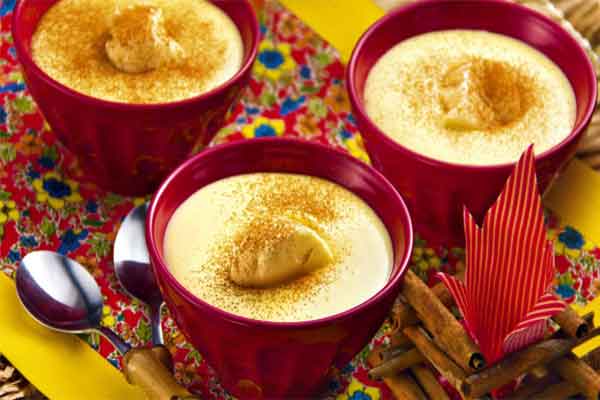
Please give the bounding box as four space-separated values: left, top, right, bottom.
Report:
368 269 600 399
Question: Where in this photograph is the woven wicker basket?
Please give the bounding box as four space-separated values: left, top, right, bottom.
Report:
375 0 600 169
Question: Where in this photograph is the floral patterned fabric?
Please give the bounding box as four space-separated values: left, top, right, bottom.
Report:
0 1 599 399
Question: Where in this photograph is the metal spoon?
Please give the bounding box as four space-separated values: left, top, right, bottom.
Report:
113 203 164 346
113 203 172 369
16 251 197 400
113 203 173 369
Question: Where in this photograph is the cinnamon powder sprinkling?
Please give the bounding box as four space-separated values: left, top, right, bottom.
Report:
202 174 344 321
439 57 537 131
164 173 393 322
31 0 242 104
364 30 576 165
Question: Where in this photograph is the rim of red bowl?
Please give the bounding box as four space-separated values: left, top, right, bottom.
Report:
146 137 414 329
346 0 598 172
11 0 260 110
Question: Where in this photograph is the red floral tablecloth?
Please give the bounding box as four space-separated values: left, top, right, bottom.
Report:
1 1 599 398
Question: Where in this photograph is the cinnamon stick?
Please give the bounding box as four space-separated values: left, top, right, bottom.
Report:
583 311 595 324
509 331 600 400
380 346 409 362
367 344 387 368
376 331 412 362
390 299 420 331
583 347 600 371
401 269 484 372
531 381 581 400
391 270 465 332
502 373 559 400
390 373 427 400
529 365 549 379
462 327 600 398
553 307 591 338
390 330 412 348
511 337 600 399
550 353 600 399
403 325 467 391
366 342 427 400
411 364 451 400
369 348 424 379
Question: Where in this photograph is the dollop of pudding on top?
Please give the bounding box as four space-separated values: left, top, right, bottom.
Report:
229 214 333 288
105 4 185 73
439 57 533 131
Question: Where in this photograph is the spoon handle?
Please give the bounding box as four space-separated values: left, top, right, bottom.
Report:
123 347 200 400
97 326 131 355
151 345 173 371
150 302 165 347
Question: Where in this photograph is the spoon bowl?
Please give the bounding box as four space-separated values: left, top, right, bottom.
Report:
114 203 164 346
114 203 161 304
16 250 129 354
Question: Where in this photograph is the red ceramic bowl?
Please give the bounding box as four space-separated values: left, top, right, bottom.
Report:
12 0 259 196
146 138 413 398
347 0 597 246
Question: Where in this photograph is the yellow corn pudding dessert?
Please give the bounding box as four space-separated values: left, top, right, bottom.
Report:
364 30 576 165
31 0 244 103
163 173 393 322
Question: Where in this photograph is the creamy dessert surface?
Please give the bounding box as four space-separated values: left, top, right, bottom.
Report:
163 173 394 322
364 30 576 165
31 0 243 103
